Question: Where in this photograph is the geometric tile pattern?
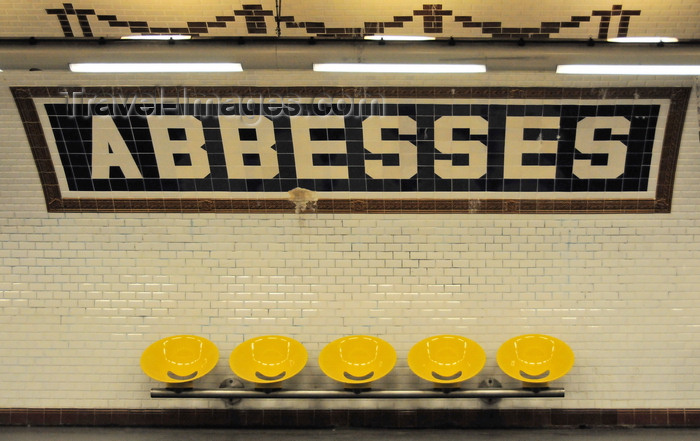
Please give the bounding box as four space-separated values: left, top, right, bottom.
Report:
457 4 640 40
45 3 642 39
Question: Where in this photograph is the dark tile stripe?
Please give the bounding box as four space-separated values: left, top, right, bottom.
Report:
0 408 698 428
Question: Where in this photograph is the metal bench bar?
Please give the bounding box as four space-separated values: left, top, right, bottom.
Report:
151 388 564 399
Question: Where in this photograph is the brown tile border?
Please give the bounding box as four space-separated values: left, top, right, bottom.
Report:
11 86 691 214
0 408 699 428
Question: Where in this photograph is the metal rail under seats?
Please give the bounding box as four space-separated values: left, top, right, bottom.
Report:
318 335 397 389
408 334 486 389
496 334 575 388
140 335 219 386
229 335 308 389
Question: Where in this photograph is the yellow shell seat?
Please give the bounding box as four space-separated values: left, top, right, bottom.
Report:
140 335 219 384
319 335 396 386
408 335 486 385
230 335 308 385
497 334 575 384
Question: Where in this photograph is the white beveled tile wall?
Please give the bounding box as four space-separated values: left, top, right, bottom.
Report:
0 71 699 410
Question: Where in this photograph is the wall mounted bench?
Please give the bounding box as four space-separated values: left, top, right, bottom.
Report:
141 333 573 403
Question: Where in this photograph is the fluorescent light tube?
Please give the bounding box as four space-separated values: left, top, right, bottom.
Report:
121 34 192 40
364 35 435 41
69 63 243 73
313 63 485 73
556 64 700 75
607 36 678 43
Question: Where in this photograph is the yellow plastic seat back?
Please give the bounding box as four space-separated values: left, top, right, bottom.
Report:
229 335 308 384
140 335 219 383
319 335 396 385
497 334 574 383
408 335 486 384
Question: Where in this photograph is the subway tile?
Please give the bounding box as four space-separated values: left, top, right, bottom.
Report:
0 59 699 421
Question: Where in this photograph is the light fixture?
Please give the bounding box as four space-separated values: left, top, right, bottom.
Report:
121 34 192 41
607 37 678 43
69 62 243 73
313 63 486 73
556 64 700 75
364 35 435 41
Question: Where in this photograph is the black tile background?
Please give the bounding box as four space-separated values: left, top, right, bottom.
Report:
44 102 659 195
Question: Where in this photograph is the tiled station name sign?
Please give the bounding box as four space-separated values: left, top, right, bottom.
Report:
12 87 689 213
